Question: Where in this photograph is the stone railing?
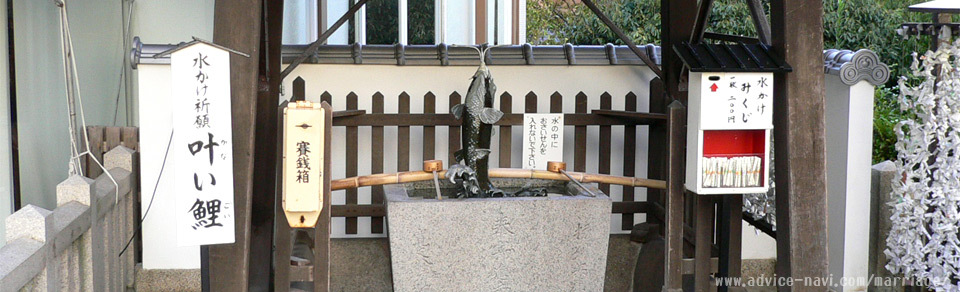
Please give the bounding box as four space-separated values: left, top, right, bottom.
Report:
0 146 138 291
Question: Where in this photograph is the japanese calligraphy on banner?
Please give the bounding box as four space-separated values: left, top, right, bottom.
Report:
699 72 774 130
171 43 235 246
521 113 564 170
282 101 329 228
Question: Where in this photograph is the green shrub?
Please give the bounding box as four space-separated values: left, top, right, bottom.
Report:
527 0 937 163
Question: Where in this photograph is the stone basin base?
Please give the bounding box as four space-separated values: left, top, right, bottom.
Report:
385 178 612 291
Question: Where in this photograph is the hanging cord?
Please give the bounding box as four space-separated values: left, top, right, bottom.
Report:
119 129 172 258
56 0 120 202
56 0 81 176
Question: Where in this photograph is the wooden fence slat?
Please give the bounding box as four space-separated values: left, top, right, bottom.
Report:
423 92 436 160
550 92 562 113
499 93 513 168
599 93 612 196
449 92 461 165
321 91 332 105
523 92 537 169
86 126 105 178
345 92 358 235
120 127 141 262
292 77 306 102
622 92 638 230
120 127 139 151
106 127 122 151
371 93 385 234
574 92 587 172
398 92 410 172
525 92 537 113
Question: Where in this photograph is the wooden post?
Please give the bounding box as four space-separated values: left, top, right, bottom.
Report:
208 0 263 291
770 0 830 290
718 194 743 292
664 100 686 292
273 102 292 292
694 195 716 292
249 1 285 290
661 0 696 288
313 102 334 292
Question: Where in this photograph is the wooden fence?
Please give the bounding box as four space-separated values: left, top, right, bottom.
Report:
291 77 668 235
0 145 139 291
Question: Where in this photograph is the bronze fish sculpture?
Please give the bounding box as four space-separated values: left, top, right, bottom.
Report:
448 46 546 198
448 60 501 197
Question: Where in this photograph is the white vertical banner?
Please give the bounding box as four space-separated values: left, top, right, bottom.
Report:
171 43 236 246
521 113 564 170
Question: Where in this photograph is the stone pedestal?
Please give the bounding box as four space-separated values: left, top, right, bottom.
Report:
385 179 612 291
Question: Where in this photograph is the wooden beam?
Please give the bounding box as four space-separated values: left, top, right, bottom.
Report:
661 0 698 104
702 32 761 45
332 113 662 126
745 0 772 45
770 0 830 289
209 0 263 291
690 0 715 43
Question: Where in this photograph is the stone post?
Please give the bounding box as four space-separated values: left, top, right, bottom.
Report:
4 205 56 291
869 161 899 292
105 146 136 289
57 175 95 292
58 174 98 291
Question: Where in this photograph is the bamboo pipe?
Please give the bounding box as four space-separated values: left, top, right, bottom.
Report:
330 168 667 191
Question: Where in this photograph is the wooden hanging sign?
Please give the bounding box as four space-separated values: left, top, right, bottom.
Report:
282 100 332 228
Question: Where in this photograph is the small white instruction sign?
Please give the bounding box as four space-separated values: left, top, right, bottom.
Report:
699 72 774 130
521 113 564 170
172 42 236 246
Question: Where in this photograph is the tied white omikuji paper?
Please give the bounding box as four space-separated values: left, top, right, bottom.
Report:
887 38 960 290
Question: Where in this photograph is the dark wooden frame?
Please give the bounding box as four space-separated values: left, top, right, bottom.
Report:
205 0 830 290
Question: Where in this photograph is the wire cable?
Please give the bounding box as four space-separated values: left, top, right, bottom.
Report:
119 129 172 258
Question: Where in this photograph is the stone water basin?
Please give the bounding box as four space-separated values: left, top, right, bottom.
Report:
385 178 612 291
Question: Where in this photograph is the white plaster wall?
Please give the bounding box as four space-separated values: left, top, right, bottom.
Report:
130 0 214 270
130 0 215 45
138 64 201 269
742 222 777 259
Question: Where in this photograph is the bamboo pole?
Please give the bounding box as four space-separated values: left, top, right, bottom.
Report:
330 168 667 191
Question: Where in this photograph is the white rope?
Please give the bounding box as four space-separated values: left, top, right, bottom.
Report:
56 0 120 203
112 0 135 126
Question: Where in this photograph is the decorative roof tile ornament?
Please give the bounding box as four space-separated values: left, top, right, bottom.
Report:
886 38 960 291
823 49 890 86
